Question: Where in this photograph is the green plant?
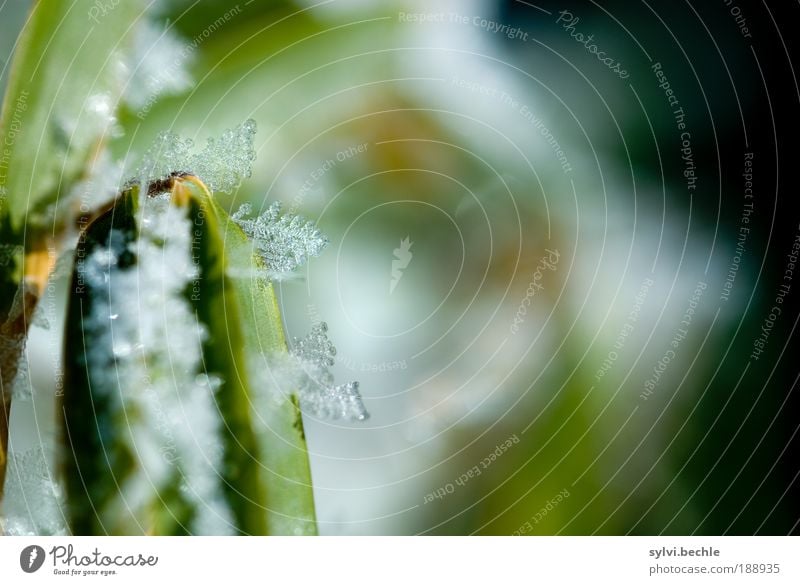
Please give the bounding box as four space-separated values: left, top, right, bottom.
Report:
0 1 365 536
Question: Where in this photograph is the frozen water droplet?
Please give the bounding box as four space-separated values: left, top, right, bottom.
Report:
9 347 31 402
284 323 368 422
135 119 258 193
230 202 252 221
195 373 222 391
29 315 50 331
232 201 329 276
292 322 336 367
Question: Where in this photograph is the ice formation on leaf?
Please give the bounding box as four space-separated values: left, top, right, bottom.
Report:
80 193 233 534
285 322 368 421
1 283 36 401
129 121 361 428
135 120 327 278
67 149 127 217
232 202 329 276
8 347 31 402
1 448 66 536
136 119 257 193
124 22 194 111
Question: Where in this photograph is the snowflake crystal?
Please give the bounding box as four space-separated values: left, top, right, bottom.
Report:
288 323 368 422
232 201 328 276
136 119 257 193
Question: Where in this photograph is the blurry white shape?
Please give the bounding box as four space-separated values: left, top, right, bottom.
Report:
67 148 126 215
124 22 194 110
86 92 113 118
390 236 414 294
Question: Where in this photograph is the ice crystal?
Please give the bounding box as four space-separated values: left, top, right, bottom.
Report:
31 306 50 330
232 202 329 276
79 193 233 534
136 119 257 193
286 323 368 421
1 448 67 536
1 283 35 401
8 346 31 402
4 280 31 323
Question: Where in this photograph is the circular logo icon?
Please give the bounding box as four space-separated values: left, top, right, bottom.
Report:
20 545 46 573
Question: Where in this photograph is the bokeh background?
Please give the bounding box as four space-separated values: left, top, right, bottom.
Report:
3 0 799 535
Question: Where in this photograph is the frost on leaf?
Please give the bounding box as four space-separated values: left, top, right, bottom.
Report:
232 202 329 276
79 193 233 534
1 283 36 401
8 346 31 402
123 22 194 111
285 323 368 421
134 120 328 278
136 119 257 193
65 149 126 218
1 448 66 536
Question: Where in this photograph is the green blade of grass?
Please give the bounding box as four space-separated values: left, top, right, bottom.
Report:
61 184 267 534
1 0 144 506
0 0 143 235
62 177 316 534
61 189 149 535
177 176 316 535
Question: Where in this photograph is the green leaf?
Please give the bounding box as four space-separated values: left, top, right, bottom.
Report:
61 177 316 535
1 0 145 497
176 179 268 535
61 190 146 535
177 176 317 535
0 0 143 235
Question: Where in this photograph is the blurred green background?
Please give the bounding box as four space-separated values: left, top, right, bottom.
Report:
3 0 798 535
